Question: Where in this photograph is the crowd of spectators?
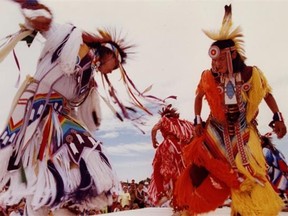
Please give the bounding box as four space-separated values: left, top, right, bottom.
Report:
108 178 155 213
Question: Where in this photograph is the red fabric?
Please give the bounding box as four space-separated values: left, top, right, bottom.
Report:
174 165 232 215
174 137 240 214
148 117 194 205
151 151 165 194
183 136 240 188
149 138 184 204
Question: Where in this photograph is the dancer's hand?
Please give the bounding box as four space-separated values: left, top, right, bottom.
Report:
152 139 159 148
273 121 287 139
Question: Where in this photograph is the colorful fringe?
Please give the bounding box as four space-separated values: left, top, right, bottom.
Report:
0 81 117 211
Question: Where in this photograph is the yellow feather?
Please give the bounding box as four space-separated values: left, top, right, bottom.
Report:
203 4 246 60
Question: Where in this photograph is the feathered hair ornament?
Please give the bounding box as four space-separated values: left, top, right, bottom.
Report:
83 29 176 132
158 104 179 119
203 4 246 61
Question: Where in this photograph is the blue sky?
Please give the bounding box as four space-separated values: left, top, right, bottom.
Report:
1 0 288 182
95 121 156 182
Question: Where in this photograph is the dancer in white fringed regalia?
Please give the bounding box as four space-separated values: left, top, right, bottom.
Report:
0 0 163 215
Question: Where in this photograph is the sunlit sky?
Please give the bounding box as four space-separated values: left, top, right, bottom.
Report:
0 0 288 182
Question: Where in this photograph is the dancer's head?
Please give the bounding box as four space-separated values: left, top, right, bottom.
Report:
203 5 246 74
209 39 246 74
158 104 179 119
82 29 131 75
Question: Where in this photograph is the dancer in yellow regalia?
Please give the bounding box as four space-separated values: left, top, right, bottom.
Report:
174 4 287 216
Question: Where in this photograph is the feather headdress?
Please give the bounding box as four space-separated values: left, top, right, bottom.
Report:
83 29 176 132
203 4 246 61
82 28 131 64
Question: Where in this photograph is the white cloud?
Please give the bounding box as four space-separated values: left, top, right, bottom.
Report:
112 160 152 168
98 131 120 139
105 142 153 157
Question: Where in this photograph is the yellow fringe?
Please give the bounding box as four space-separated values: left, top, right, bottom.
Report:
231 181 283 216
242 67 272 123
232 128 284 215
